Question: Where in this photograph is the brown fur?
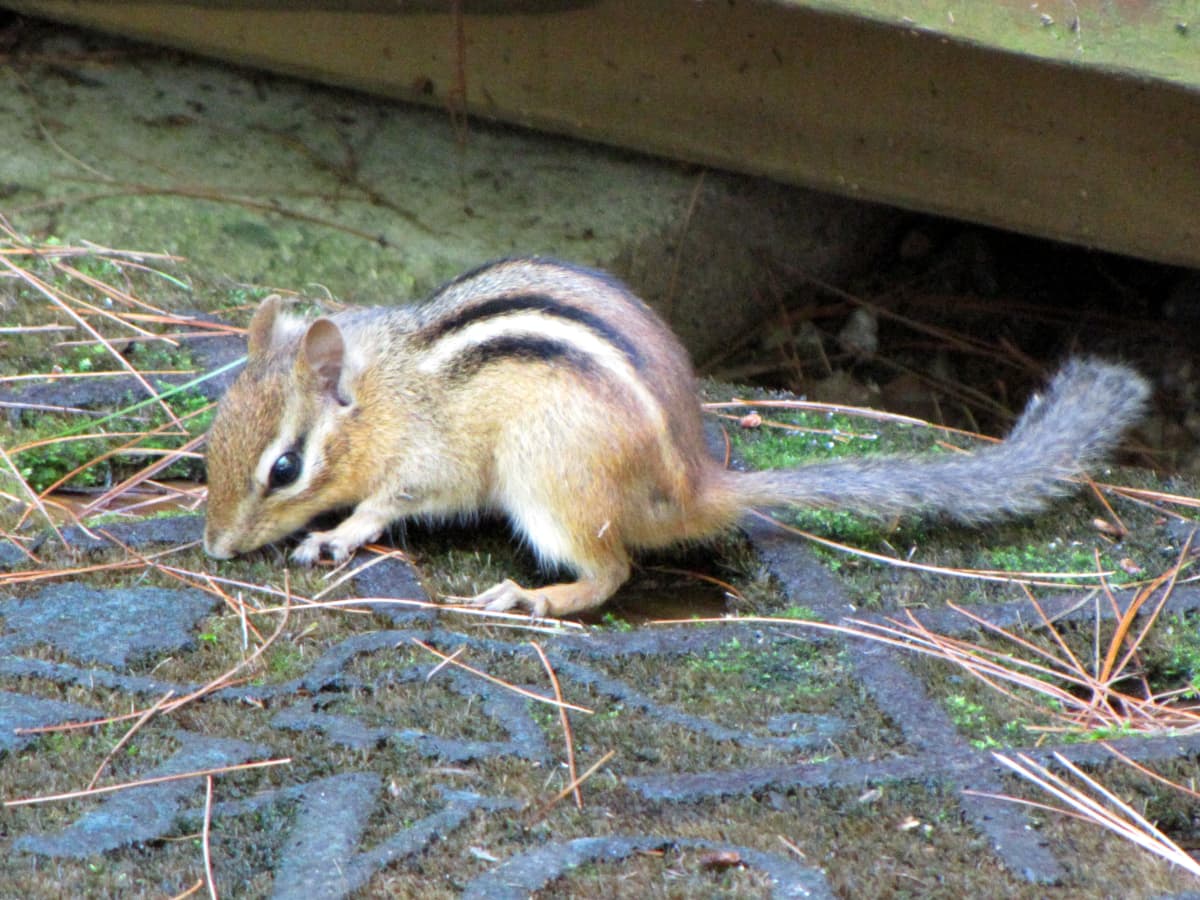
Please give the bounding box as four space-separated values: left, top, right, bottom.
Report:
205 258 1149 617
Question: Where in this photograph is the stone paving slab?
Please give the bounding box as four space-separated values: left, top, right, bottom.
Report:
3 512 1200 896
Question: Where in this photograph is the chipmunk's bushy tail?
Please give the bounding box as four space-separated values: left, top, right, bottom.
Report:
732 359 1149 523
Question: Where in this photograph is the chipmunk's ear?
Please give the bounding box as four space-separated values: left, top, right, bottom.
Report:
298 318 349 405
246 295 285 360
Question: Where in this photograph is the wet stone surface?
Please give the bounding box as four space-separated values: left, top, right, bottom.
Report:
0 515 850 896
2 512 1200 897
0 583 219 668
14 732 271 859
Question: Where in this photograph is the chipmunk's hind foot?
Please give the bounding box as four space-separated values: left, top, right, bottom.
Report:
464 567 629 619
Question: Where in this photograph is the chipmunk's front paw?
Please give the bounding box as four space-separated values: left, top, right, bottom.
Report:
291 531 359 565
292 511 386 566
292 532 332 564
292 515 386 565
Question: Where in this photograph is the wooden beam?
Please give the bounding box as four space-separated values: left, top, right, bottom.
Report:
9 0 1200 267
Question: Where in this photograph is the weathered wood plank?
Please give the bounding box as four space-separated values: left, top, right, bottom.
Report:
8 0 1200 266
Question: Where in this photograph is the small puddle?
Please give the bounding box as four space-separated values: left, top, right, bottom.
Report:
581 565 735 626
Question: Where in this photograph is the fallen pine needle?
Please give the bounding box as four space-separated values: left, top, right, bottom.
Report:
777 834 806 860
530 641 582 809
202 775 217 900
529 749 616 823
88 689 175 789
424 645 467 681
412 639 593 714
5 757 292 807
967 751 1200 879
247 594 584 632
750 510 1116 587
1102 743 1200 802
438 596 588 630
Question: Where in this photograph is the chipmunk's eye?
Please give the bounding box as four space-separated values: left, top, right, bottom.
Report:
268 451 302 490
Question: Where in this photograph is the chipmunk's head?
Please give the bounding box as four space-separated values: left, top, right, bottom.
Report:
203 296 357 559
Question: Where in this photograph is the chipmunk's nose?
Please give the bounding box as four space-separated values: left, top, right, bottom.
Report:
203 532 235 560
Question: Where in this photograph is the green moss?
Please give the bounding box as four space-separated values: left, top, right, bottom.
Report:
985 539 1135 586
599 612 635 632
10 397 212 493
730 408 921 470
1162 630 1200 699
7 344 217 493
262 644 307 682
59 343 111 375
1059 722 1143 744
944 693 1029 750
8 426 108 492
218 283 275 311
1141 612 1200 700
686 635 830 697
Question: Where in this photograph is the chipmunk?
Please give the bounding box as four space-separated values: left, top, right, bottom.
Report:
204 257 1150 617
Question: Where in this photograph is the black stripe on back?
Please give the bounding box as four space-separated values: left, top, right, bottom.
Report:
424 292 644 370
451 335 598 380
